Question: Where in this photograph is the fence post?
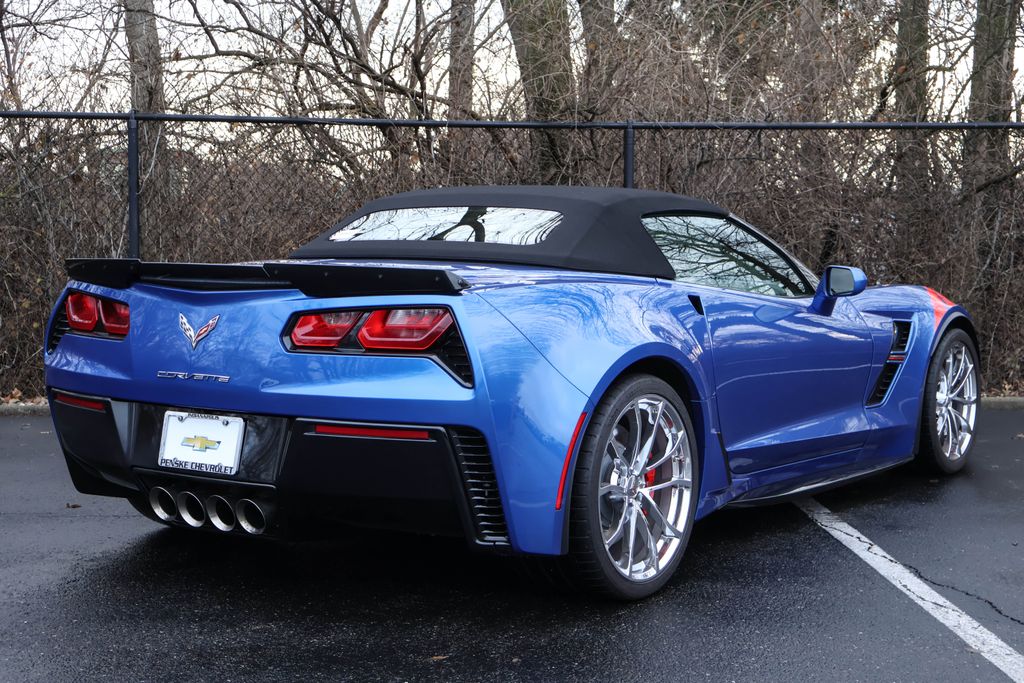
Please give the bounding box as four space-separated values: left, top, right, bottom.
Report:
622 121 635 188
126 110 140 259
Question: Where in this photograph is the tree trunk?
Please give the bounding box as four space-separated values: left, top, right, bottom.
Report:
499 0 575 181
793 0 842 269
964 0 1020 186
448 0 474 118
894 0 929 121
893 0 931 275
123 0 164 112
963 0 1020 342
577 0 617 116
123 0 167 258
448 0 474 181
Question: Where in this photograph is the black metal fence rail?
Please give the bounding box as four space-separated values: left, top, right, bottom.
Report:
3 109 1024 259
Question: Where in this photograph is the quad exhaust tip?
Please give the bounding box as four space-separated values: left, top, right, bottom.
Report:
149 486 177 522
147 488 268 534
176 491 206 528
205 494 236 532
235 498 267 535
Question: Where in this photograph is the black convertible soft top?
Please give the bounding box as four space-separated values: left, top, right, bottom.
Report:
289 185 728 279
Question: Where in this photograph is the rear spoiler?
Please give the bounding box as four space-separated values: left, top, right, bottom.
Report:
65 259 470 296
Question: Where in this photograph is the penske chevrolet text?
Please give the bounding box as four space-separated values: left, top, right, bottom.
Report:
44 186 980 599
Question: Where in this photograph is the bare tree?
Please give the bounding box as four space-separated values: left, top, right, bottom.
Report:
123 0 164 112
892 0 932 264
964 0 1022 186
447 0 475 180
123 0 167 258
577 0 618 115
499 0 575 180
449 0 475 118
895 0 930 122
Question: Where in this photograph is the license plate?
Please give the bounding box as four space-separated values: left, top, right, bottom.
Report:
159 411 245 476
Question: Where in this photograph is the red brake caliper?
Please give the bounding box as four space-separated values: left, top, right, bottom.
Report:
642 418 669 510
641 456 657 517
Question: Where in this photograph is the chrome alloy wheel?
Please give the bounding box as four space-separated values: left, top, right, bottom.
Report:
935 341 978 461
599 395 693 582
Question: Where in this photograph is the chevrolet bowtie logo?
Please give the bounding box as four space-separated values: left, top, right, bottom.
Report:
181 435 221 452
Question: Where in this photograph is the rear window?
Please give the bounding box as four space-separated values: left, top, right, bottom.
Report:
328 206 562 245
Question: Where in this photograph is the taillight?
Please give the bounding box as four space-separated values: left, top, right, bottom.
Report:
290 311 361 348
357 308 453 350
64 292 130 337
66 292 99 332
99 299 130 335
284 306 471 384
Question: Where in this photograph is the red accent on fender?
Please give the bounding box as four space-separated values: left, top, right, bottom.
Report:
314 424 431 440
53 393 107 412
925 287 954 330
888 354 906 363
555 412 589 511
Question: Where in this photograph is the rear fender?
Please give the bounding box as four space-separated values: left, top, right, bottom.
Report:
478 281 727 530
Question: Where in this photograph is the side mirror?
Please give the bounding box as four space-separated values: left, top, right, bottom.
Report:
810 265 867 315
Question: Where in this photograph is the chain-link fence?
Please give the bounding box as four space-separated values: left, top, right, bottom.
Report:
2 112 1023 397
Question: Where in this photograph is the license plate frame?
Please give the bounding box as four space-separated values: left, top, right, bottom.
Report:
158 410 245 477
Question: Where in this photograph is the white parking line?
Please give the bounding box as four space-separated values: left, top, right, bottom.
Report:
797 498 1024 683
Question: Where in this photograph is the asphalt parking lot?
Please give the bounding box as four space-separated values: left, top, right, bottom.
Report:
1 408 1021 682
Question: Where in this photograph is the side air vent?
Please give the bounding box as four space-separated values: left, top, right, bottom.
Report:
47 298 70 352
892 321 912 353
436 328 474 386
449 428 509 546
867 363 900 406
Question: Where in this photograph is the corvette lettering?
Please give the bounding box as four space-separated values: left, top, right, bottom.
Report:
156 370 230 383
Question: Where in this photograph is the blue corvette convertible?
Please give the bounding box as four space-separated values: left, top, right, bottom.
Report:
44 186 979 599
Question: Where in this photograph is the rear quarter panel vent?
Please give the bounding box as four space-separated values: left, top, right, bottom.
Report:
437 328 474 386
47 297 70 352
449 427 509 546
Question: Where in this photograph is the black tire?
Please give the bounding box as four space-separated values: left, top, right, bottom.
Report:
916 328 980 474
561 374 699 600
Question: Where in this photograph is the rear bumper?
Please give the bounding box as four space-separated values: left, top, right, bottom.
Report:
48 389 510 549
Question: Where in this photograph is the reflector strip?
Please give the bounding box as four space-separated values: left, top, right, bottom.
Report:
555 412 588 511
314 424 431 440
53 393 107 412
